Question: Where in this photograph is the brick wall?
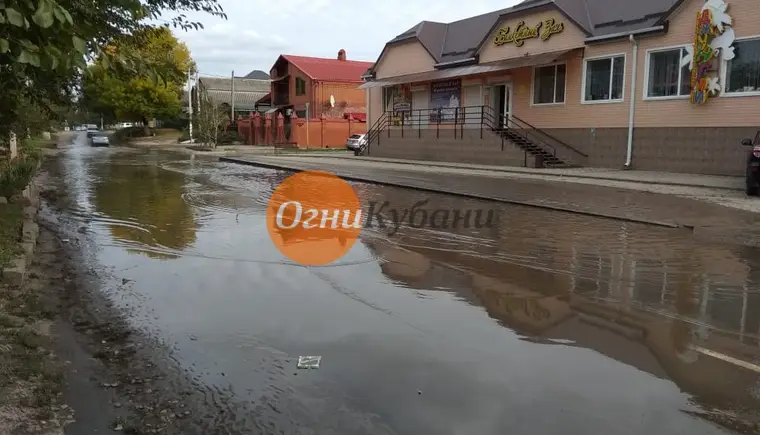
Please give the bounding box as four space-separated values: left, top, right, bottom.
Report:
368 125 753 176
292 118 367 148
368 129 532 167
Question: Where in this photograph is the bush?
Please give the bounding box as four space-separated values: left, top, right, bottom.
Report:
160 119 188 131
177 128 190 143
0 155 40 198
111 126 148 144
218 131 240 145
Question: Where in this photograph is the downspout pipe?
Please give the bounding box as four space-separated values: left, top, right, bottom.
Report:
624 34 639 169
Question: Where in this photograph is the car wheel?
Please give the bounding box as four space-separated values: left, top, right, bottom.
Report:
746 173 758 196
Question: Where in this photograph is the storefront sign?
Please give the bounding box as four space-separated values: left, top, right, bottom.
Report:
493 18 564 47
683 0 734 104
430 79 461 123
392 84 411 112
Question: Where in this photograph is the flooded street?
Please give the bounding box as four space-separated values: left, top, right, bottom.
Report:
48 134 760 434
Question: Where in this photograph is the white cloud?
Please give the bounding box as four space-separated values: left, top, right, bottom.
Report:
167 0 522 76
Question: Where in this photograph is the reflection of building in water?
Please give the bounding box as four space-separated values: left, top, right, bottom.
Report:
362 213 760 413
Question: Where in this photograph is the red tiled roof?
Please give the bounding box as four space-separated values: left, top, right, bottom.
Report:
281 55 374 83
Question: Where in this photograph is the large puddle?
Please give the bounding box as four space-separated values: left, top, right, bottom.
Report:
49 135 760 434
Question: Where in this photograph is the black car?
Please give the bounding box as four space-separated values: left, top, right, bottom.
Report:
743 131 760 196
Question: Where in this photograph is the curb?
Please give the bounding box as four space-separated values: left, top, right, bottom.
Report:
341 157 744 192
1 178 41 286
219 157 682 229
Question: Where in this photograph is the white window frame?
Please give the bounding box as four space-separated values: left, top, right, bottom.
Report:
720 34 760 98
381 86 393 112
530 62 567 106
643 44 691 101
581 53 626 104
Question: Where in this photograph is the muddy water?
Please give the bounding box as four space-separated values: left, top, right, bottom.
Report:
51 134 760 434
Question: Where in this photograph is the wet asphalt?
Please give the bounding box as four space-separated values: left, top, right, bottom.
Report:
50 133 760 434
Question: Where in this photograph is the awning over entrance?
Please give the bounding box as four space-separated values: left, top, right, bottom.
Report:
359 48 580 89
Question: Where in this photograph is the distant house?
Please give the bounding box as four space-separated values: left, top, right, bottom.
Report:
193 75 271 116
259 49 373 119
244 69 270 80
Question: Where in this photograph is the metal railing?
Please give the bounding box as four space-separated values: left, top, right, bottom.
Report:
362 105 587 165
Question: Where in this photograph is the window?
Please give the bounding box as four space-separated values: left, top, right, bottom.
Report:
646 47 691 98
725 37 760 94
583 55 625 102
382 86 393 112
295 77 306 96
533 64 566 104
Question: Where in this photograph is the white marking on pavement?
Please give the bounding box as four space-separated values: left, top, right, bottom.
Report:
690 345 760 373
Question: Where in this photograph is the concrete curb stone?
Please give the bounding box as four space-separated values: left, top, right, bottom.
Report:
1 178 41 285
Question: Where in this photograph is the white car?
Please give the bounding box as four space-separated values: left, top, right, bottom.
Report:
345 133 367 152
90 132 110 147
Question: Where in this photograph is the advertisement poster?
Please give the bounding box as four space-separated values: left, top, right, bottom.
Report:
392 84 411 112
389 84 411 125
430 79 461 123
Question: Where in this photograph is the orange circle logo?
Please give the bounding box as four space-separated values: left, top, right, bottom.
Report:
266 170 362 266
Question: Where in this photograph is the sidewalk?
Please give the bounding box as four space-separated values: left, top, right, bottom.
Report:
343 156 744 191
219 155 760 242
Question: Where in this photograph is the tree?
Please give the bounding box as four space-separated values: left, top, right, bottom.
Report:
81 27 193 135
0 0 225 140
195 83 228 148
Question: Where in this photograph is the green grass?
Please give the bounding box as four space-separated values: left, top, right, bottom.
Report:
22 135 57 150
154 128 181 137
0 204 23 267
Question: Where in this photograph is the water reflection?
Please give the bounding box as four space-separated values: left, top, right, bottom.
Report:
359 183 760 415
49 140 760 434
92 158 198 259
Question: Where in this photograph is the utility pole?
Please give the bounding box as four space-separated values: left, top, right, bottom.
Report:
195 71 201 116
230 70 235 122
187 67 193 143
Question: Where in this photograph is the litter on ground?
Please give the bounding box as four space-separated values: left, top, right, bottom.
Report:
297 356 321 369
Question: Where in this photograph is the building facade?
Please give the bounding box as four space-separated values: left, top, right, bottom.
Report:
263 50 374 119
361 0 760 175
195 75 271 115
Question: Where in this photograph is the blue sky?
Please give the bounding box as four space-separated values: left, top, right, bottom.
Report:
168 0 523 77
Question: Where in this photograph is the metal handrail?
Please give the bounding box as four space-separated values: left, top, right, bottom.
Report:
509 113 588 158
362 111 390 154
361 105 585 163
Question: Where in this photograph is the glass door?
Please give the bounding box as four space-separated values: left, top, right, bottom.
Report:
503 83 513 128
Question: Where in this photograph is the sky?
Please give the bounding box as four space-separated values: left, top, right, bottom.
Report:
168 0 522 77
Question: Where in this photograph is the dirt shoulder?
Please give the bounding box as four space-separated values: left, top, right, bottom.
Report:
0 133 226 434
31 167 233 435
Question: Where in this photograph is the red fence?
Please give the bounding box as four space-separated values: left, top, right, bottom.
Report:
236 112 366 148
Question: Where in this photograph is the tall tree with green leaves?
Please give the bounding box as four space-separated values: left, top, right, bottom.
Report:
82 27 194 133
0 0 224 137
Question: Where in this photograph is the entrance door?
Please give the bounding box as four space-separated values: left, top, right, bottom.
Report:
492 84 513 129
411 90 428 127
503 84 512 128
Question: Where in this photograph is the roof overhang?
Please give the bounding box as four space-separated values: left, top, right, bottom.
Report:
584 24 666 44
434 57 478 69
271 74 290 82
255 92 271 105
359 48 580 89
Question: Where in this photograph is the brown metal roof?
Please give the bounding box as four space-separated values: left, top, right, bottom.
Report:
360 49 579 89
197 77 271 93
372 0 678 73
